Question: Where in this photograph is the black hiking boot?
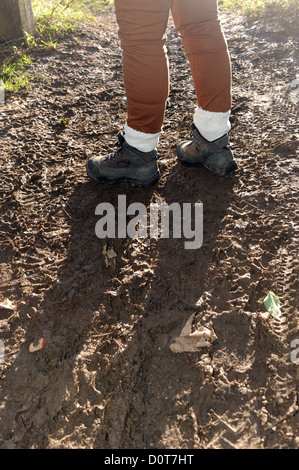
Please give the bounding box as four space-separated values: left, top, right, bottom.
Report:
177 124 237 177
86 133 160 187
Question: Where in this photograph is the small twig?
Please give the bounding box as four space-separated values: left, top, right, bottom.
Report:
51 0 76 16
90 332 111 338
50 0 65 16
0 37 25 47
62 0 77 12
62 207 82 222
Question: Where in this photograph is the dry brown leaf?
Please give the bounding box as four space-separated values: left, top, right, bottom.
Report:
0 299 15 311
102 244 117 268
170 313 217 353
29 338 46 353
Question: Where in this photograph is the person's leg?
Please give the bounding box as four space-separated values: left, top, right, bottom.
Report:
86 0 172 186
172 0 237 176
172 0 232 142
115 0 172 151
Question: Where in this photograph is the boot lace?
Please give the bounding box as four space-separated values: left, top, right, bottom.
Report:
104 132 126 161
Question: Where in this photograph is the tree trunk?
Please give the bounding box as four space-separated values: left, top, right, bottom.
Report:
0 0 36 43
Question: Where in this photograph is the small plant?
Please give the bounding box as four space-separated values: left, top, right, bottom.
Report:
31 0 91 44
0 53 34 94
0 0 100 96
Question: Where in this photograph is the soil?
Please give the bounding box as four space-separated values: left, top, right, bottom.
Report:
0 8 298 449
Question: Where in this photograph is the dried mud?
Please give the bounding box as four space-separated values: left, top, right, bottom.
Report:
0 10 298 449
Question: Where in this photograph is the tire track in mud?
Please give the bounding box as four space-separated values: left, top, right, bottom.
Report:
267 248 298 408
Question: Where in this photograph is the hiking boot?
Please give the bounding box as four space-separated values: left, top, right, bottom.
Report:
86 133 160 187
177 124 237 177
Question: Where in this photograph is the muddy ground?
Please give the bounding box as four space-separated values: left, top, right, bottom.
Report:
0 8 298 449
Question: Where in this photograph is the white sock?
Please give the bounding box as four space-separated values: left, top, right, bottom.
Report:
193 107 231 142
124 124 160 152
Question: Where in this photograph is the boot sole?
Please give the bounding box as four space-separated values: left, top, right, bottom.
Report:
86 162 160 188
177 149 238 177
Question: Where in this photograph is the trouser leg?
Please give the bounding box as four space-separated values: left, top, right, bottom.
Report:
114 0 172 151
114 0 232 150
171 0 232 141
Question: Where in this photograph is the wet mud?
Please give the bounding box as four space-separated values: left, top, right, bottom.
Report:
0 10 298 448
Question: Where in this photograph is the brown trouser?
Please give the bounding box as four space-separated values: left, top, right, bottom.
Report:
114 0 231 135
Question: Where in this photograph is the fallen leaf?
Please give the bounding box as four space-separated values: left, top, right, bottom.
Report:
170 313 217 353
29 338 46 353
0 299 15 311
264 291 281 318
107 247 117 258
102 244 117 268
60 118 69 126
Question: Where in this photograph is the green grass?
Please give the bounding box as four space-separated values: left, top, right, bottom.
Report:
31 0 94 46
0 52 34 94
0 0 112 96
219 0 299 20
